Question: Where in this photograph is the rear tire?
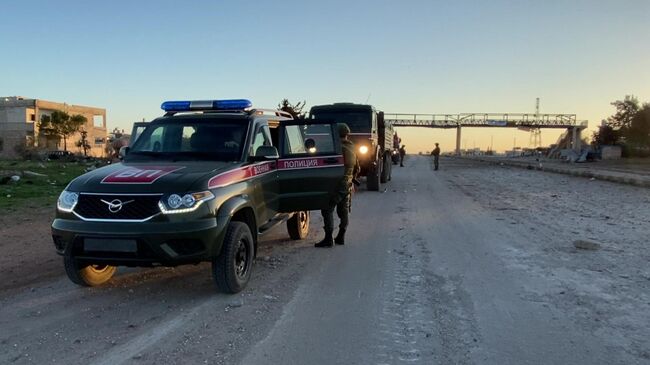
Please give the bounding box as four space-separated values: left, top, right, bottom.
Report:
212 222 254 294
367 160 381 191
287 211 310 240
380 155 390 183
64 255 116 287
387 157 393 181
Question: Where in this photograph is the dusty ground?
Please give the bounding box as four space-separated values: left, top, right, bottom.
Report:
445 158 650 362
0 208 59 292
0 156 648 364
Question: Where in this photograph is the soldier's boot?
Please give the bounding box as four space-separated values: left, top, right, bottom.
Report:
334 229 346 245
314 231 334 248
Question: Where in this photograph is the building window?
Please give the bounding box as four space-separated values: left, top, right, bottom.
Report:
93 115 104 128
30 114 36 122
95 137 105 146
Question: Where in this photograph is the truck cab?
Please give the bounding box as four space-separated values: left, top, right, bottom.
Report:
309 103 394 190
52 99 344 293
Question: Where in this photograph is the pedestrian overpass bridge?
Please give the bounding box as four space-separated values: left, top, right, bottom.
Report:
384 112 588 154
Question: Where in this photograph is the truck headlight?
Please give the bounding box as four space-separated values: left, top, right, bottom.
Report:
159 191 214 214
57 191 78 212
359 145 369 154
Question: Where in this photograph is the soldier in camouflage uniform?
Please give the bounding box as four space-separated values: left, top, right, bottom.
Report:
315 123 360 248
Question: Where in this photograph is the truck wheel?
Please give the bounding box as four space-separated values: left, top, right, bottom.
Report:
367 162 381 191
287 211 310 240
380 156 390 183
212 222 254 294
387 158 393 181
64 256 116 287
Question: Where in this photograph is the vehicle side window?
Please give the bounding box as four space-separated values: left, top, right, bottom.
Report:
283 124 336 156
251 126 272 156
130 125 148 147
283 125 306 155
303 125 335 153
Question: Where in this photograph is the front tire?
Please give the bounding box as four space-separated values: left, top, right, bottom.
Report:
64 255 116 287
367 160 381 191
212 222 254 294
287 211 310 240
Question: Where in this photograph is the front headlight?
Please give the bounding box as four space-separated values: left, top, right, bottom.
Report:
57 191 79 212
159 191 214 214
359 145 369 154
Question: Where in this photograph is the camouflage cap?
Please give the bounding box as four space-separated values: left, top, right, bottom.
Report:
338 123 351 137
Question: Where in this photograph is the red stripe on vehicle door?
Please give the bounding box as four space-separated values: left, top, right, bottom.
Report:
208 161 275 189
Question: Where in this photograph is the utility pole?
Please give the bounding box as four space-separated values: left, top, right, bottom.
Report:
530 97 542 148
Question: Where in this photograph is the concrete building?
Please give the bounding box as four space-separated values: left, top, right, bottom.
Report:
0 96 107 158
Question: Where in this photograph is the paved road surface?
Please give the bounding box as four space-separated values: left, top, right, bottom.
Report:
1 156 646 364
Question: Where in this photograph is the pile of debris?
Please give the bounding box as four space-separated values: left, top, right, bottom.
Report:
0 169 47 185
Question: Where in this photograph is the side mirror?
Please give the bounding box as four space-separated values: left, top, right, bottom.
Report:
118 146 130 160
251 146 279 161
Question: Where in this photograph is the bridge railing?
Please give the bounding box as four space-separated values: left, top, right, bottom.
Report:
384 113 459 128
384 112 584 129
458 113 577 127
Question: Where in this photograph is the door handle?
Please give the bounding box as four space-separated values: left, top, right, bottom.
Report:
323 158 338 164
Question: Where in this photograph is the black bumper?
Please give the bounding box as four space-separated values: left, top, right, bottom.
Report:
51 218 224 267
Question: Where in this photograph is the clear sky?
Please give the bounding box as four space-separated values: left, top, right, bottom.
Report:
1 0 649 152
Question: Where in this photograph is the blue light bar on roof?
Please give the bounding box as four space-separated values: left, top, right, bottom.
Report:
161 99 252 112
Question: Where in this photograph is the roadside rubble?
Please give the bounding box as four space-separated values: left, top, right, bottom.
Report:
573 239 601 251
462 156 650 188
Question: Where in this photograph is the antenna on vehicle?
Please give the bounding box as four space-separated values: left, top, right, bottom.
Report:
365 93 371 103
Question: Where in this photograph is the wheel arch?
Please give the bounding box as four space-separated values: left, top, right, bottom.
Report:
217 196 258 256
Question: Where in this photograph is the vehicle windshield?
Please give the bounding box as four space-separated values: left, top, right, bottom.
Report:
310 110 371 132
126 118 247 162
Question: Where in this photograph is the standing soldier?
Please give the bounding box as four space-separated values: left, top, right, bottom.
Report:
431 142 441 170
399 145 406 167
315 123 360 248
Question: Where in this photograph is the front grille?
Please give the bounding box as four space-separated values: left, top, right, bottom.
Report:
74 194 162 221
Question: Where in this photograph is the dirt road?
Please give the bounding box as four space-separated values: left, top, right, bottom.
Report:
1 156 648 364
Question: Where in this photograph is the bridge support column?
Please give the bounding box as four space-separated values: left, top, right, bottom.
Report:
571 127 582 152
455 126 462 155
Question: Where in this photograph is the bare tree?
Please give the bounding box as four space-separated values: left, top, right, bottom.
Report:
278 99 306 119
